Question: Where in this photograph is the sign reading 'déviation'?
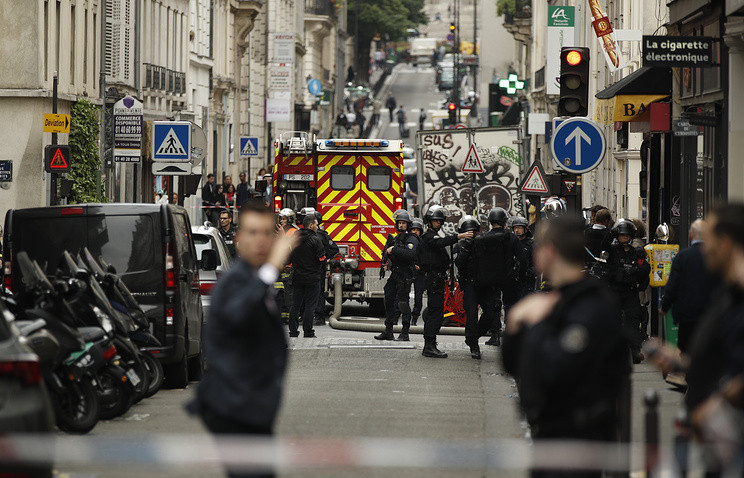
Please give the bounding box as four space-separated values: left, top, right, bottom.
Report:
643 36 715 67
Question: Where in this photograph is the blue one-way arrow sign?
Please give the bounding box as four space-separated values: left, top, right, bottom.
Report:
550 117 606 174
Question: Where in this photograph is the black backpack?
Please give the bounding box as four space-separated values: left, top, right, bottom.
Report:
474 232 517 286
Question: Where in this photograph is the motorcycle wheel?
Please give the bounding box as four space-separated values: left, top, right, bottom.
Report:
98 370 135 420
53 379 100 434
129 353 151 404
141 352 164 399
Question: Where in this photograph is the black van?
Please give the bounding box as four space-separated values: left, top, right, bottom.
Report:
2 204 208 388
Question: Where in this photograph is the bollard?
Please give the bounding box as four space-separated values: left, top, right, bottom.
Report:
644 389 660 477
672 408 691 478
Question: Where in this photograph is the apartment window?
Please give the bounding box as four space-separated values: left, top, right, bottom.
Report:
44 1 49 79
84 9 88 84
56 0 61 75
70 5 76 85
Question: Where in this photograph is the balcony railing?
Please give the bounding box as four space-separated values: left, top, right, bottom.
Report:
306 0 336 17
503 0 532 24
145 63 185 95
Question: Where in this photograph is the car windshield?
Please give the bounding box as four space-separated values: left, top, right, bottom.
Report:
192 233 222 266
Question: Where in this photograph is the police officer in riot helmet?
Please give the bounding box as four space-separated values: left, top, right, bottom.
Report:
454 215 488 358
375 210 419 341
478 207 526 348
606 218 651 363
409 218 426 327
511 216 536 298
299 207 340 326
418 206 474 358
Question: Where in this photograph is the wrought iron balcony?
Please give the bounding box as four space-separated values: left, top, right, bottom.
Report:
306 0 336 17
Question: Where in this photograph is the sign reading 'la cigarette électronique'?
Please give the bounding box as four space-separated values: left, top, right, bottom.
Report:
643 35 715 67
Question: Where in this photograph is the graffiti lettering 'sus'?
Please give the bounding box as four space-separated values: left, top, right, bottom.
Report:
422 133 454 149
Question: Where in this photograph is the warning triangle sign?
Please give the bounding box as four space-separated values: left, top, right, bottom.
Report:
241 139 257 155
50 148 68 169
156 128 187 156
461 145 485 173
519 161 551 196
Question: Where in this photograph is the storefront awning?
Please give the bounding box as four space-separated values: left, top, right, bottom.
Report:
594 67 672 124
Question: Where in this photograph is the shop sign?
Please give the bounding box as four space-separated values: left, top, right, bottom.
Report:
673 119 700 137
642 36 714 67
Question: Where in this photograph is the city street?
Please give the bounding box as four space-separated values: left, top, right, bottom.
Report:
54 309 684 478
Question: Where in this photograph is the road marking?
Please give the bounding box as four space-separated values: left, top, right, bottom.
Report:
125 413 151 421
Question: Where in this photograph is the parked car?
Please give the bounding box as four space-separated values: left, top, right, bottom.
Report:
3 204 212 388
192 223 233 316
0 300 53 477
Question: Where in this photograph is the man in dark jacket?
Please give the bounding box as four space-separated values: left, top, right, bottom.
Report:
288 215 326 337
584 207 613 262
375 211 419 341
385 93 397 122
218 209 237 258
410 218 426 327
661 219 720 352
503 216 630 478
298 208 339 326
188 200 294 478
511 216 536 298
202 173 219 225
606 219 651 363
420 206 472 357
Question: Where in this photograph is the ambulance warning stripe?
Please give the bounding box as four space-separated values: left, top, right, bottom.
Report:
324 222 359 242
287 156 314 167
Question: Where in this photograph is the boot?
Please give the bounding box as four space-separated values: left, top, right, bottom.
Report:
396 325 410 342
375 326 395 341
422 338 448 358
468 342 481 360
485 329 501 346
411 316 419 326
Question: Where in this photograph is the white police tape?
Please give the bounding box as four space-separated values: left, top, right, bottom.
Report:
1 434 740 474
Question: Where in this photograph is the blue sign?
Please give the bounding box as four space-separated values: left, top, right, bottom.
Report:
239 137 259 158
550 117 606 174
446 34 455 42
0 160 11 181
152 121 191 162
307 79 322 96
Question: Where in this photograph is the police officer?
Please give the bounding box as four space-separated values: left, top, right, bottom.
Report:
276 208 299 324
477 207 526 348
299 207 340 326
606 219 651 363
511 216 536 298
502 216 630 476
375 210 419 341
217 209 238 259
409 218 426 327
454 215 490 359
419 207 473 358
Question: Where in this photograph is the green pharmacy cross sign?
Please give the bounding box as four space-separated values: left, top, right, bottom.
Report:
499 74 525 95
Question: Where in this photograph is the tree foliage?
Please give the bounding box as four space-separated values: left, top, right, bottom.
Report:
69 99 106 203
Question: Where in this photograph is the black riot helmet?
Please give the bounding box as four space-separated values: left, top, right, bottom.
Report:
424 205 447 224
458 215 480 233
314 211 323 225
511 216 529 228
488 207 509 227
411 218 425 234
394 209 413 232
612 218 637 237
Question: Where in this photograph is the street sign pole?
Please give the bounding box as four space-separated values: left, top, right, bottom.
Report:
50 72 58 206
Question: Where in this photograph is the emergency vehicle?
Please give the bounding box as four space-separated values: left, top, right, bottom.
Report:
272 133 405 311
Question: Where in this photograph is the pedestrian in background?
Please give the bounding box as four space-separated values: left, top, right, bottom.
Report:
371 97 382 128
502 216 630 478
288 214 326 338
218 209 237 259
418 108 427 130
385 93 397 122
649 204 744 476
203 173 220 225
396 105 407 137
236 172 250 207
188 200 295 478
585 207 613 261
661 219 720 353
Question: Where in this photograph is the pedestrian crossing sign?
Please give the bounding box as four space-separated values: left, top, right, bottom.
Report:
152 121 191 162
239 137 259 158
461 145 485 173
519 160 551 196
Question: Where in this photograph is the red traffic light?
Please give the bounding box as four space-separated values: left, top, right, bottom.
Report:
566 50 583 66
447 102 456 111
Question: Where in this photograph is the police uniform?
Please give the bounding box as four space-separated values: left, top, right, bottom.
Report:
418 219 460 357
376 214 418 341
314 226 339 324
512 217 536 299
606 220 650 362
502 276 630 476
410 219 426 327
218 224 237 258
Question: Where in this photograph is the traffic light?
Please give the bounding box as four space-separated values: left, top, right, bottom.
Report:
450 22 456 33
44 145 71 173
558 47 590 117
447 102 457 124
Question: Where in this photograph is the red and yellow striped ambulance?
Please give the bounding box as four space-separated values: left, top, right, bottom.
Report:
272 134 404 310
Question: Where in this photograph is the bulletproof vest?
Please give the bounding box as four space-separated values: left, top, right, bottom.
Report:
419 229 451 271
473 230 516 286
608 243 648 291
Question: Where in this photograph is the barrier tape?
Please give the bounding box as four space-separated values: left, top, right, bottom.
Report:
0 434 741 474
